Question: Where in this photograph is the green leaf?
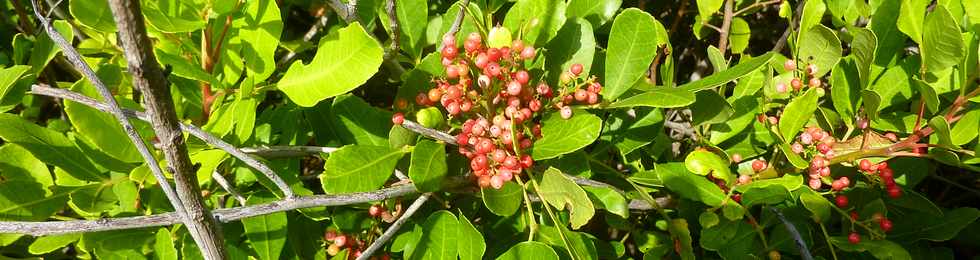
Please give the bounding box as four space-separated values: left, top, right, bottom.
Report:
830 238 912 260
608 108 664 155
689 90 733 126
410 211 459 260
862 89 883 121
537 168 596 229
699 211 720 228
657 163 725 207
155 50 216 84
546 19 596 84
278 22 383 107
69 0 116 32
851 28 878 87
0 181 72 221
779 88 819 140
697 0 724 17
83 230 154 259
707 46 728 72
154 228 178 260
234 0 283 82
779 142 810 169
684 150 733 185
243 193 287 260
566 0 622 27
928 116 955 147
582 186 629 218
319 145 407 194
604 8 661 100
728 18 751 54
0 144 53 187
606 86 696 108
0 65 30 103
799 189 831 223
734 173 802 192
0 114 103 181
798 0 826 33
950 108 980 145
409 140 448 192
28 233 80 255
532 109 602 160
678 52 776 92
481 181 523 216
457 213 486 260
922 5 965 73
890 207 980 241
503 0 566 46
29 21 74 75
830 59 861 126
395 0 428 53
141 0 206 33
329 94 394 146
64 69 146 163
731 69 766 98
740 185 790 207
798 25 842 77
496 241 559 260
897 0 928 44
915 79 941 113
708 95 759 144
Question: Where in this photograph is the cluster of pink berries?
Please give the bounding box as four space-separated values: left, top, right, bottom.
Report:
791 127 842 190
395 28 603 190
775 60 823 93
324 230 388 259
859 159 903 198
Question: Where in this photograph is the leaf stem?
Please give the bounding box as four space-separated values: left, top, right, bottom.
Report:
513 176 538 241
527 173 580 260
818 223 838 260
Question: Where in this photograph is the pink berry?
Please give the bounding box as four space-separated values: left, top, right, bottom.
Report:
570 63 584 76
784 60 797 71
441 45 458 59
333 235 348 247
800 132 813 145
751 160 767 172
809 78 822 88
560 106 573 119
791 78 803 90
808 178 822 189
514 70 530 84
848 232 860 244
490 175 505 189
738 175 752 185
731 153 743 163
792 143 805 154
506 81 522 96
391 113 404 125
369 205 384 217
775 83 788 93
574 89 588 102
520 46 536 59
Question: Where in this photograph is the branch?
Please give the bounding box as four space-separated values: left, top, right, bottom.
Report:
327 0 358 23
212 171 247 206
438 0 471 51
401 120 458 144
240 145 338 158
31 84 297 199
356 193 431 260
383 0 400 61
717 0 735 54
732 0 783 16
28 0 188 228
772 0 807 52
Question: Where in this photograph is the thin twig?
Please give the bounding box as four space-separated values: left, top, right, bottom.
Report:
732 0 783 17
401 120 458 144
772 0 807 52
356 193 431 260
717 0 735 53
383 0 400 61
438 0 471 51
28 0 188 223
31 84 297 199
240 145 338 158
212 171 247 206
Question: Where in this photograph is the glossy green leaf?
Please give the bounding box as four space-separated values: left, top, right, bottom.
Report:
278 23 383 107
409 140 447 192
728 18 750 54
410 211 459 260
154 228 178 260
0 181 71 221
678 52 776 92
503 0 566 46
798 25 842 77
684 150 733 185
457 213 486 260
566 0 622 27
890 207 980 241
608 108 664 155
29 21 74 74
604 8 660 100
496 241 559 260
64 70 145 163
740 185 790 207
0 144 53 187
243 193 287 260
532 109 602 160
658 163 725 207
234 0 283 82
607 86 696 108
537 168 596 229
481 181 523 216
731 69 766 98
319 94 393 146
141 0 206 32
929 116 956 147
0 114 103 181
915 79 941 113
779 88 819 140
395 0 428 53
29 233 80 254
0 65 30 103
697 0 723 17
708 96 759 144
922 5 965 73
83 230 154 259
319 145 407 194
851 28 878 87
951 108 980 145
69 0 116 32
830 237 912 260
798 0 826 34
799 189 831 223
862 89 883 121
897 0 928 44
689 90 733 126
830 59 861 126
707 46 728 72
546 19 596 84
583 186 628 218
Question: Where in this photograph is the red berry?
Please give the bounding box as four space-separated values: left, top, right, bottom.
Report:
520 154 533 168
506 81 523 96
487 48 502 61
391 112 404 125
817 143 831 154
588 82 602 93
520 46 536 59
731 193 742 203
490 174 505 189
783 60 797 71
751 160 767 172
514 70 530 84
536 83 552 97
369 204 384 217
441 45 458 59
879 218 893 232
486 62 501 77
879 168 893 179
790 78 803 91
848 232 860 244
831 180 845 191
574 89 588 102
570 63 584 76
835 195 849 208
471 155 488 171
859 159 873 172
850 211 860 220
333 235 348 247
887 186 902 198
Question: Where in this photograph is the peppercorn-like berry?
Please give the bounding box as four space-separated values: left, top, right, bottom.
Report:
835 195 849 208
848 232 861 244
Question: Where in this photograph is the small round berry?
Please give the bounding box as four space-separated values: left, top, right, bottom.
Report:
587 92 599 104
503 156 519 169
486 62 502 77
560 72 573 84
574 89 588 102
751 160 767 172
850 211 860 220
859 159 873 172
738 175 752 185
806 64 818 75
536 83 552 97
887 186 902 198
831 180 845 191
817 143 831 154
839 176 850 186
775 83 788 93
392 112 405 125
560 106 573 119
784 60 797 71
848 232 860 244
879 167 893 179
442 35 456 47
792 143 805 154
790 78 803 90
731 193 742 203
511 40 525 54
441 45 458 59
857 117 869 129
478 175 492 187
490 175 505 189
768 116 779 125
369 204 385 217
333 235 348 247
768 250 781 260
800 132 813 145
506 81 523 96
588 82 602 93
731 153 743 163
528 99 542 112
520 154 534 168
570 63 584 76
884 132 898 142
428 88 443 102
809 78 822 88
514 70 530 84
808 178 822 190
879 218 893 232
835 195 849 208
520 46 536 59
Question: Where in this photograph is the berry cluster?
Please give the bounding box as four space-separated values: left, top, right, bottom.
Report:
846 212 894 244
790 127 842 190
395 27 603 189
775 60 823 93
859 159 903 198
